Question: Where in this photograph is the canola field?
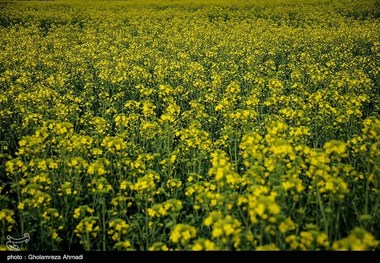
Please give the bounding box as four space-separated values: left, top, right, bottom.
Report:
0 0 379 251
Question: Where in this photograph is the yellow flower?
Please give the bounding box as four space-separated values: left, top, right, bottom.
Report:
170 224 197 245
332 227 379 251
279 217 296 234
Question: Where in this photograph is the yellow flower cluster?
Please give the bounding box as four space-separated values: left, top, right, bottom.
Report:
147 199 183 218
191 238 218 251
0 209 15 232
73 205 95 219
1 0 379 251
240 186 281 224
169 223 197 246
108 218 129 242
286 230 329 250
332 227 379 251
88 176 113 195
74 216 100 239
129 170 160 193
209 150 240 186
204 211 242 249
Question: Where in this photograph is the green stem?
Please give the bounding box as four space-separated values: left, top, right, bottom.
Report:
316 185 329 234
102 199 106 251
365 176 369 215
85 232 90 251
145 202 149 250
371 176 380 219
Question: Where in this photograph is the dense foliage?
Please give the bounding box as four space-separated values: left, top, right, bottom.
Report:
0 0 379 251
